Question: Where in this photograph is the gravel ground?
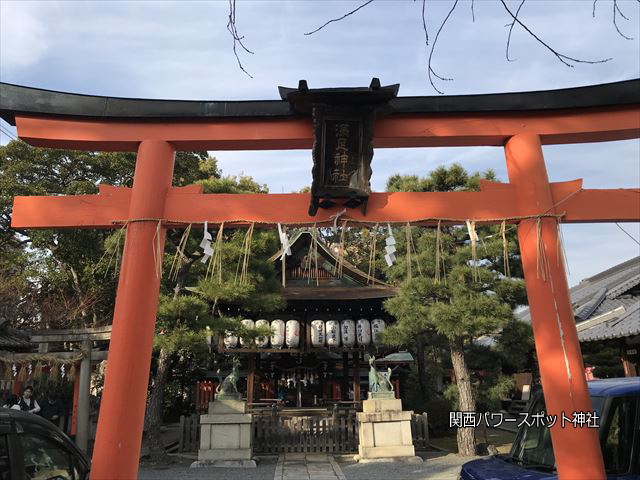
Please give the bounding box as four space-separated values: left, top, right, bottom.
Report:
338 452 478 480
137 452 478 480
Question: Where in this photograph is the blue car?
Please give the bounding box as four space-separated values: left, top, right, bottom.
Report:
460 377 640 480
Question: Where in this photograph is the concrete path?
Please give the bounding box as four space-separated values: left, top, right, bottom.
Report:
275 453 346 480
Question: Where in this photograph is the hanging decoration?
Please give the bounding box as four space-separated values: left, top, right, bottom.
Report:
94 222 126 278
277 223 292 287
466 220 480 282
434 220 445 284
169 223 192 281
303 226 320 286
152 220 163 279
33 361 43 380
384 224 396 267
0 352 85 384
67 364 77 383
366 224 379 285
235 222 255 285
500 220 511 278
404 223 422 281
341 319 356 347
536 218 550 282
17 363 28 382
270 319 286 349
199 221 214 264
335 220 348 278
206 222 225 283
49 361 60 381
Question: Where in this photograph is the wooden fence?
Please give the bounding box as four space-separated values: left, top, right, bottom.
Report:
410 412 429 450
178 414 200 452
252 412 358 454
178 410 430 453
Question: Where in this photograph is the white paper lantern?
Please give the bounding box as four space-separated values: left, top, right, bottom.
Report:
271 319 285 349
255 319 270 348
371 318 386 345
224 330 238 349
239 319 255 347
341 319 356 347
356 319 371 346
311 319 325 347
326 320 341 347
286 319 300 348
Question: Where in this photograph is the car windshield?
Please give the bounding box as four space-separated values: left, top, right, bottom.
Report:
508 395 606 471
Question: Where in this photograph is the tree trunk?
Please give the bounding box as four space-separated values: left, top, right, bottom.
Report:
449 336 477 456
415 338 428 398
144 348 172 463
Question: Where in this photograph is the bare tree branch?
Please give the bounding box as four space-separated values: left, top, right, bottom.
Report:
471 0 476 22
613 0 634 40
304 0 375 36
227 0 254 78
428 0 459 94
422 0 429 46
500 0 611 67
506 0 526 62
592 0 598 17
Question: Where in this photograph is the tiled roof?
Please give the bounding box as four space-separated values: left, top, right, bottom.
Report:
0 327 32 349
518 256 640 342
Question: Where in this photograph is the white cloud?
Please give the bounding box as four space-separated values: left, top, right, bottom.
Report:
0 2 49 71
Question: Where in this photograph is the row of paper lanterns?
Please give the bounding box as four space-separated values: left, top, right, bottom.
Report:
224 319 386 349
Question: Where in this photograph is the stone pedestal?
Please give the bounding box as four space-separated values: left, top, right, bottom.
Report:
192 396 255 468
356 395 421 462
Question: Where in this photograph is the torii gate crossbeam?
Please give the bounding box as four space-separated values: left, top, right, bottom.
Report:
3 80 639 480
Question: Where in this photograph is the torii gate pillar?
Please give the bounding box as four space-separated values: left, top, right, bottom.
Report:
505 133 605 480
91 140 175 480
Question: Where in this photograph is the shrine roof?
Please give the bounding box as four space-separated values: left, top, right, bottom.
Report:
518 256 640 342
1 79 638 125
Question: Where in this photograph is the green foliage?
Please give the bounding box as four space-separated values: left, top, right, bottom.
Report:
0 140 221 328
193 229 284 314
444 373 515 412
495 319 535 372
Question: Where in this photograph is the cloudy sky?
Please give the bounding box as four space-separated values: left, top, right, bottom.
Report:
1 0 639 285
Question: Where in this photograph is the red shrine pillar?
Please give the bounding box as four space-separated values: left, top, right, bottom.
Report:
505 133 605 480
91 140 175 480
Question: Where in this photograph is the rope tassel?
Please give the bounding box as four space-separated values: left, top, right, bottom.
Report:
152 220 163 279
206 222 225 283
500 220 511 278
466 220 479 282
536 217 549 282
169 224 192 281
366 224 379 285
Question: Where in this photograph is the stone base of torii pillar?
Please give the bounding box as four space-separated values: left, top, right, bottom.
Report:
191 395 256 468
355 393 422 463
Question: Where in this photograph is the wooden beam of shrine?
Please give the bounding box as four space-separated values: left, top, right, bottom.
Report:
11 184 639 229
14 105 640 151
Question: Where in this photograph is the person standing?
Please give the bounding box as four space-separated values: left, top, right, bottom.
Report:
39 393 62 423
18 386 40 413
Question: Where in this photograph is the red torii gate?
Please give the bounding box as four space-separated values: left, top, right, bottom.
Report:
2 80 639 480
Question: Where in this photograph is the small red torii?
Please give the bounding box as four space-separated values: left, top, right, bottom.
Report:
3 80 639 480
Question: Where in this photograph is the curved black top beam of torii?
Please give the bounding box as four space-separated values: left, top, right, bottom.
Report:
1 79 639 125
